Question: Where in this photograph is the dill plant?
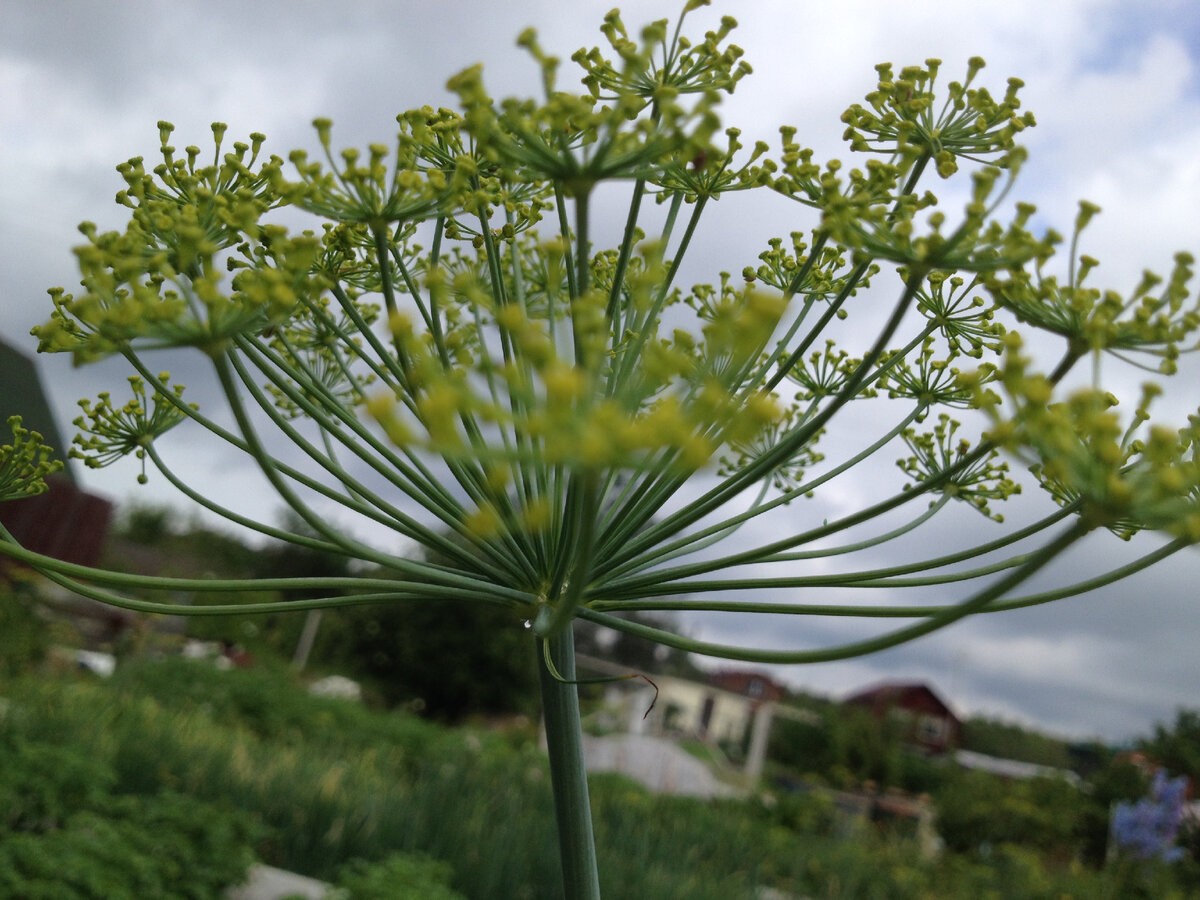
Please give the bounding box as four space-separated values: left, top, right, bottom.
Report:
3 3 1199 896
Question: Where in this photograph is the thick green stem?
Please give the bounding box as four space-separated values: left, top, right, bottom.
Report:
538 629 601 900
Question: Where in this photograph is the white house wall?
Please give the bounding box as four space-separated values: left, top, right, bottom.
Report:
648 675 755 745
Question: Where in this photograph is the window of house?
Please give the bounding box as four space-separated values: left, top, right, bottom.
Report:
918 715 946 742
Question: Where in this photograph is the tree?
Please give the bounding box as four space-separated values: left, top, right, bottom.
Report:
573 608 700 677
1078 753 1150 867
108 502 262 576
960 716 1072 769
1142 710 1200 785
2 4 1198 897
320 594 540 720
115 503 175 548
251 511 353 595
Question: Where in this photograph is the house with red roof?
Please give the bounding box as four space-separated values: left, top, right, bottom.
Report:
844 681 962 755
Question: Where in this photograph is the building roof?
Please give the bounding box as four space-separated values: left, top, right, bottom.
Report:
844 682 959 722
708 669 787 701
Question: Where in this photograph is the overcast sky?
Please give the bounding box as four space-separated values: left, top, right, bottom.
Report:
3 0 1198 744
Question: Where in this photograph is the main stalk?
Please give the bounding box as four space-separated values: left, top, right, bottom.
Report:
538 627 602 899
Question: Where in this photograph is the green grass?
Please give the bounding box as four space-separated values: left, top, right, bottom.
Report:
0 659 1183 899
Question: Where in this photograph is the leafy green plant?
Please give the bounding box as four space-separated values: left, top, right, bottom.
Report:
330 853 466 900
0 740 116 834
0 721 262 900
3 3 1199 896
7 661 1189 898
106 656 445 753
0 793 260 900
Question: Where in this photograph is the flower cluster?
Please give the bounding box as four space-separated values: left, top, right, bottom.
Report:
572 4 750 103
818 157 1051 272
897 412 1019 521
878 339 979 410
29 121 320 364
841 57 1034 176
121 121 285 259
0 417 63 501
787 340 863 400
364 246 785 478
743 232 863 300
260 293 380 420
450 8 740 198
970 338 1200 540
282 112 482 226
914 270 1004 358
988 202 1200 371
1112 769 1190 863
72 375 194 484
718 407 824 495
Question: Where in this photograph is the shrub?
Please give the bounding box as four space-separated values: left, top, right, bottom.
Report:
0 792 260 900
330 853 466 900
934 768 1085 860
0 740 115 833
